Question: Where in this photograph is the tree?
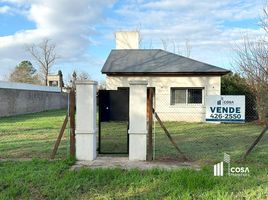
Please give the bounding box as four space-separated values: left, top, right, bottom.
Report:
66 70 91 88
161 39 192 57
75 70 91 81
9 61 41 84
221 73 258 121
58 70 64 88
230 4 268 121
233 36 268 121
184 39 192 58
26 39 58 86
99 80 106 90
221 72 251 95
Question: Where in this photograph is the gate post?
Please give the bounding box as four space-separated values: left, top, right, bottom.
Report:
75 80 97 161
128 80 148 160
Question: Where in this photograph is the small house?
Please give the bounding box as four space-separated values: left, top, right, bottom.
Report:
101 32 230 122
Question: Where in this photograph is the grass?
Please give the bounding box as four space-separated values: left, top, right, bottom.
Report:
0 109 69 159
1 109 267 163
99 121 267 164
99 121 128 154
1 110 268 199
154 121 268 163
0 159 268 200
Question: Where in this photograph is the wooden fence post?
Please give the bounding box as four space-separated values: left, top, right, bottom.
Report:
51 115 68 159
147 88 153 161
69 89 76 158
153 109 190 161
242 122 268 160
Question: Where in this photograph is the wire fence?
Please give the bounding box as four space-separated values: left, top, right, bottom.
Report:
0 108 70 160
0 90 267 165
98 121 128 154
152 93 268 164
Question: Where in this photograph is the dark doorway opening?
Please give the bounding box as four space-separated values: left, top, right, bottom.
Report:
98 90 129 154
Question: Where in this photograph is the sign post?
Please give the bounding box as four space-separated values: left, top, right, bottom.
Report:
206 95 245 123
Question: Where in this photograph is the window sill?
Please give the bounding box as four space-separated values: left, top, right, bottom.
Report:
169 104 204 108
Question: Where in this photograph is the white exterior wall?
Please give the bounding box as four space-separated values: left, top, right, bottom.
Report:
106 76 221 122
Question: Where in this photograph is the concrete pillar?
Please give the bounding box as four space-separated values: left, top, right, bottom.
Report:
75 80 97 161
128 80 148 160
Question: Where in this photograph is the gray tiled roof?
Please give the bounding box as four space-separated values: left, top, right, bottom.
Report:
101 49 230 75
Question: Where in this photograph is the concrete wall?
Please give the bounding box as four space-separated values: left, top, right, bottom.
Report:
0 81 68 117
106 75 221 122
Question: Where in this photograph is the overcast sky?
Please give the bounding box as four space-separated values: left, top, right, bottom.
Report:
0 0 265 82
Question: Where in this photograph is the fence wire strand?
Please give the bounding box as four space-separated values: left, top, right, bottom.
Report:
152 94 267 163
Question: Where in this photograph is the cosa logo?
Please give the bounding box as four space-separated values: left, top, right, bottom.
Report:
222 100 234 105
230 167 250 173
213 153 250 177
217 98 234 105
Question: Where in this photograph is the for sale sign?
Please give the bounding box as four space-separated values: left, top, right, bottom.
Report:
206 95 245 123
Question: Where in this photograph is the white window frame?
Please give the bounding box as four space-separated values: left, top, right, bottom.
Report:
170 87 204 105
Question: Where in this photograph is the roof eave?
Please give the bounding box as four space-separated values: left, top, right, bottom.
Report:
102 71 231 76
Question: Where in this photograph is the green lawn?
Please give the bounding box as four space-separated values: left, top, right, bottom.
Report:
0 160 268 200
100 121 267 164
99 121 128 154
154 121 268 163
1 109 267 163
1 110 268 199
0 109 69 159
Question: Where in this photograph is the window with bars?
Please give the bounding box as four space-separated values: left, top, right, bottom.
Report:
170 88 203 105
